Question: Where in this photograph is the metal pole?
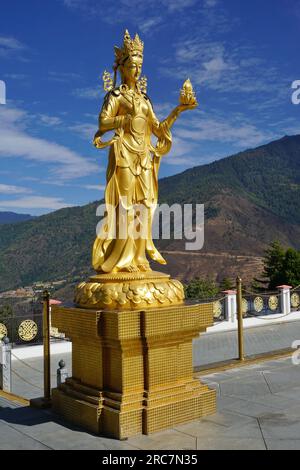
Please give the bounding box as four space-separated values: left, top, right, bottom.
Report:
236 276 245 361
43 290 51 402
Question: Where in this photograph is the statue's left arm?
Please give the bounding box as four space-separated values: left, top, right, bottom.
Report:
147 98 197 157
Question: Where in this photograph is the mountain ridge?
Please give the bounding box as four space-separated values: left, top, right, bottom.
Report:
0 134 300 292
0 211 34 225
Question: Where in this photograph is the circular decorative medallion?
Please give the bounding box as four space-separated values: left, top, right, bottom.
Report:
0 323 8 340
268 295 279 311
291 293 300 309
213 300 223 318
18 320 38 342
253 296 264 313
242 298 248 316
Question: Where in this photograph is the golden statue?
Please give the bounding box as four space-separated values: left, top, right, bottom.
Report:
52 31 217 438
75 30 197 309
92 30 197 274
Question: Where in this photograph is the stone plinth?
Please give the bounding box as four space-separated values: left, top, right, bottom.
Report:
51 302 216 439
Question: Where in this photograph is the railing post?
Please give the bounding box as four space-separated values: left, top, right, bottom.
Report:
0 337 12 392
222 290 237 323
277 285 292 315
43 289 51 403
236 277 245 361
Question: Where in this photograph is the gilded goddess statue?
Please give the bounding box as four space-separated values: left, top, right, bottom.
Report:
92 30 197 275
75 30 197 309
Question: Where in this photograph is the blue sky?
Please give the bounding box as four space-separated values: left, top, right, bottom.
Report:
0 0 299 215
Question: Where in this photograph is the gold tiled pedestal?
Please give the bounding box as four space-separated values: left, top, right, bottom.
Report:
51 302 216 439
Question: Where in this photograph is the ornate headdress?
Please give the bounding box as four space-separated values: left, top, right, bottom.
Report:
114 29 144 67
102 30 146 92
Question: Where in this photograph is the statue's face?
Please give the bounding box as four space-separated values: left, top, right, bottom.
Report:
122 53 143 83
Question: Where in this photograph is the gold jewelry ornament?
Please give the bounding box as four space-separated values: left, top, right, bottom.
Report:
18 319 38 342
254 296 264 313
102 70 114 92
138 75 147 94
0 323 8 340
268 295 279 311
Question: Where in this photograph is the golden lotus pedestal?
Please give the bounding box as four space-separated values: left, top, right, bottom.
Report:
51 272 216 439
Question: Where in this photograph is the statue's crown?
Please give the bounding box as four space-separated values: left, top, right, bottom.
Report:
114 29 144 65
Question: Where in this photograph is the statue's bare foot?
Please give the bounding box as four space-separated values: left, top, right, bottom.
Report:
137 262 150 272
123 264 139 272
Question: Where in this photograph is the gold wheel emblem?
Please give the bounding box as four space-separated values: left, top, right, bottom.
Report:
242 298 248 316
18 320 38 342
291 293 300 309
254 296 264 313
0 323 8 340
213 300 223 318
268 295 279 311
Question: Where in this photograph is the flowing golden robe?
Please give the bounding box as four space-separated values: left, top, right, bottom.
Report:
93 84 172 273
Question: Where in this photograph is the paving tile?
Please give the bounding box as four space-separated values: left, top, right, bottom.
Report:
219 374 271 398
218 395 300 419
30 427 138 450
201 410 255 428
173 411 254 439
258 412 300 440
265 439 300 450
196 437 266 450
262 366 300 393
128 429 197 450
275 385 300 402
0 421 50 450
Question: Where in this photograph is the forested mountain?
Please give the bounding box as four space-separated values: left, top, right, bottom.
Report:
0 134 300 292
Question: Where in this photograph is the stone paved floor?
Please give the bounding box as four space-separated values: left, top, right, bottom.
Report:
11 321 300 399
2 356 300 450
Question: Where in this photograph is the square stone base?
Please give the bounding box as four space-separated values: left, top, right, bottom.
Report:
51 302 217 439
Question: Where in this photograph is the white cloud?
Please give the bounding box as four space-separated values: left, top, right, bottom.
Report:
0 196 72 210
139 17 163 34
62 0 205 34
83 184 106 191
0 106 98 180
163 36 286 100
0 184 32 195
0 36 25 51
48 71 81 82
0 36 26 59
4 73 28 80
204 0 218 7
72 86 103 99
69 123 96 139
175 114 276 148
38 114 63 127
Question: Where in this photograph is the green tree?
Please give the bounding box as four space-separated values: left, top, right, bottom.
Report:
0 304 14 323
283 248 300 286
219 277 234 291
262 241 286 289
258 241 300 290
185 278 219 300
